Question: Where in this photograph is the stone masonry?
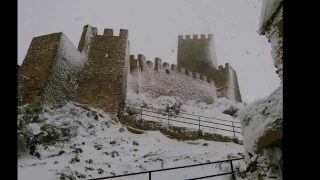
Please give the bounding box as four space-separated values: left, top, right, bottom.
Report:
75 27 129 114
178 35 242 102
18 24 243 115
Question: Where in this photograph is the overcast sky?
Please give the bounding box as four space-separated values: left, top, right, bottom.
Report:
18 0 280 103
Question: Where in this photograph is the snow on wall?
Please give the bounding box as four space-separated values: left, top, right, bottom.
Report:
238 84 282 154
258 0 282 34
80 25 97 58
209 36 219 69
128 55 217 104
43 33 86 108
228 67 235 102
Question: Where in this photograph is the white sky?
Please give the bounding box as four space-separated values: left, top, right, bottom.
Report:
18 0 280 103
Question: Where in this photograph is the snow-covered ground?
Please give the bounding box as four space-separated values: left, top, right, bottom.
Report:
126 91 244 140
18 102 245 180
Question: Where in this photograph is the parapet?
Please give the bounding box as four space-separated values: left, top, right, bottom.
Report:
130 55 137 72
154 57 162 70
130 54 146 72
171 64 177 72
146 60 153 68
218 63 231 72
78 25 128 52
129 55 211 84
103 28 128 38
163 62 170 68
78 25 98 52
178 34 213 40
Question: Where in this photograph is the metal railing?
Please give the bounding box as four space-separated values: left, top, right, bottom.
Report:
124 103 242 137
86 157 244 180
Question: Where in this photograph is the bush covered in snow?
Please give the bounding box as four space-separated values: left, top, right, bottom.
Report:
222 105 239 117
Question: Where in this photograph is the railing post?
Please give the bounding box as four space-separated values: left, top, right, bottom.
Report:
168 111 170 126
149 171 151 180
232 122 235 137
140 106 143 120
198 116 200 131
230 160 236 180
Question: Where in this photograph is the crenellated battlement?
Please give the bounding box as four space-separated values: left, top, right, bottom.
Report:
128 54 217 103
178 34 213 40
19 24 242 114
102 28 128 38
79 25 128 41
130 54 147 72
129 54 212 84
216 63 231 73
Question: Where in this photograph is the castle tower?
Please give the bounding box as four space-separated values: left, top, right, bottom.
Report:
177 34 242 103
18 25 130 114
177 34 218 75
76 26 130 114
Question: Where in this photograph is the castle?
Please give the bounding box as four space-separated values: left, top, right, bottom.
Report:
18 25 242 115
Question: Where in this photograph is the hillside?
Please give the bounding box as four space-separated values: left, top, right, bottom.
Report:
18 98 246 180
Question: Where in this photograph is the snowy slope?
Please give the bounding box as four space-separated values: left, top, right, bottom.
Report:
126 91 244 139
18 102 245 180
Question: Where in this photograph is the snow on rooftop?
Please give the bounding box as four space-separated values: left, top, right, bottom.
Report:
258 0 282 35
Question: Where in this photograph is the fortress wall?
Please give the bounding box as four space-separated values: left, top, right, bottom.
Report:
128 54 217 104
76 28 129 114
18 33 63 106
42 33 85 108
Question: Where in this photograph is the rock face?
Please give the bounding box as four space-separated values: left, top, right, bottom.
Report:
239 85 282 180
239 1 283 179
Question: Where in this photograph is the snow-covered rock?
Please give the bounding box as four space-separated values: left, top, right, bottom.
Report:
18 102 245 180
239 85 282 154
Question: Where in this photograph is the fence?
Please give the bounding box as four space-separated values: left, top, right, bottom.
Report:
124 103 242 138
86 157 245 180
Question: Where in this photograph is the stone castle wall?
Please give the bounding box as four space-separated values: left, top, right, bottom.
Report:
177 34 217 73
18 25 129 114
129 54 217 104
177 35 242 102
75 28 129 114
18 24 243 114
18 33 63 106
